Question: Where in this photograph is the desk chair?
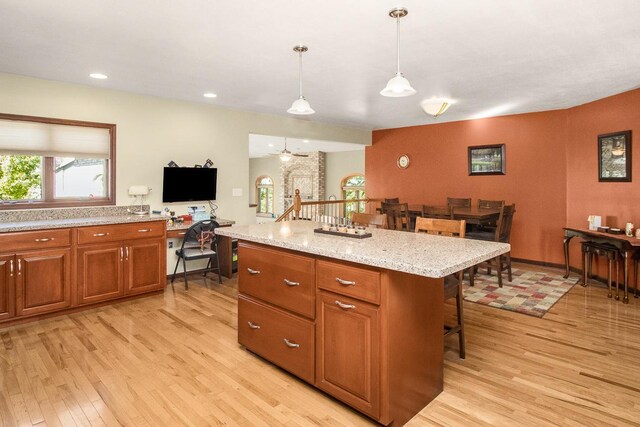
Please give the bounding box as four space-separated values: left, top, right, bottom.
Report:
171 220 222 289
415 217 467 359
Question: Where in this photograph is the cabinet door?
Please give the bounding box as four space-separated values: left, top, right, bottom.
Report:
77 243 124 305
316 291 380 420
16 248 71 317
124 238 165 295
0 255 15 321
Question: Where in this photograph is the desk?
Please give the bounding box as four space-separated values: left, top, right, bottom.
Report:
167 218 236 278
408 205 501 225
563 227 640 303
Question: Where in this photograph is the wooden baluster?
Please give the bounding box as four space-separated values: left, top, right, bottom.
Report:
293 189 301 220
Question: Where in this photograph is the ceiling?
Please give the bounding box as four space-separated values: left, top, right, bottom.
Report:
1 1 639 130
249 134 365 159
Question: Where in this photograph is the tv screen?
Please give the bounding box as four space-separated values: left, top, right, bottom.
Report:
162 167 217 203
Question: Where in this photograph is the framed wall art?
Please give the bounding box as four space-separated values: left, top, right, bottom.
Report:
468 144 506 176
598 130 631 182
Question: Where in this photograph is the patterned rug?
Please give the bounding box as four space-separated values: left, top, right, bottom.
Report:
463 268 576 318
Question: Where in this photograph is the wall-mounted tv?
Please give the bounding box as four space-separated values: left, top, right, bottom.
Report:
162 167 217 203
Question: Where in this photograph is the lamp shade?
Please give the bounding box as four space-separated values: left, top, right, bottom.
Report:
128 185 150 196
287 97 315 115
279 151 292 162
380 73 416 97
420 98 453 118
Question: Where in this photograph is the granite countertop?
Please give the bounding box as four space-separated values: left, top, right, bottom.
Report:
0 214 167 233
216 221 510 278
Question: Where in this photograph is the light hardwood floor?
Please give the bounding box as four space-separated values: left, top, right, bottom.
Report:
1 264 639 426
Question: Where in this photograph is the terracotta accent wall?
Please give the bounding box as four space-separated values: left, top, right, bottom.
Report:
367 88 640 266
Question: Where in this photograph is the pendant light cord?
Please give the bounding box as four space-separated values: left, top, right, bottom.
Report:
396 15 401 74
299 51 304 98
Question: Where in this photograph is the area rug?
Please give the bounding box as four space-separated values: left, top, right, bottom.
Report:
462 268 576 318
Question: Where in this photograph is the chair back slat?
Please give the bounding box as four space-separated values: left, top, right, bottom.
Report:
415 217 466 238
380 202 409 231
496 204 516 243
447 197 471 208
421 205 453 220
351 213 388 229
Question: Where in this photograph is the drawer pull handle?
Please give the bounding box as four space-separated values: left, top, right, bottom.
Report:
247 268 260 275
34 238 54 242
120 247 124 261
9 260 14 277
283 338 300 348
17 259 21 275
335 300 356 310
283 278 300 287
336 277 356 286
93 232 109 237
138 229 151 233
247 321 261 329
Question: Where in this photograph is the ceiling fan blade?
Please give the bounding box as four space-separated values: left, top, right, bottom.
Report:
293 153 309 157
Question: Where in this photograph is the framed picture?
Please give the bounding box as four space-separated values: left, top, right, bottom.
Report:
598 130 631 182
468 144 506 175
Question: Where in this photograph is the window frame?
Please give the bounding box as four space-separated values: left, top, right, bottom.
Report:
0 113 116 210
255 175 274 215
341 174 366 218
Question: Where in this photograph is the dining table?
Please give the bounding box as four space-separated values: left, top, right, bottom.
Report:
408 205 502 225
563 227 640 303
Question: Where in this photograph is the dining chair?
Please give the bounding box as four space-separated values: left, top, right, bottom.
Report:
421 205 453 220
415 217 466 359
351 213 388 229
447 197 471 208
171 219 222 289
383 197 400 204
478 199 505 209
466 204 516 288
381 202 410 231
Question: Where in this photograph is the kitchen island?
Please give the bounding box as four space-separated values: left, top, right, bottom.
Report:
216 221 510 425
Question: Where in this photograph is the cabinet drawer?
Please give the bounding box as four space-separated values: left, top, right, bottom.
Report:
77 221 165 245
238 295 314 384
239 243 315 318
317 259 381 305
0 228 71 252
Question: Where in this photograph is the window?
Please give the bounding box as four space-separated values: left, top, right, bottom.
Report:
256 175 274 215
342 174 366 219
0 114 115 209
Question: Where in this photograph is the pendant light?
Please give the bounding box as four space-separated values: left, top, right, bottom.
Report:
287 45 315 115
380 7 416 97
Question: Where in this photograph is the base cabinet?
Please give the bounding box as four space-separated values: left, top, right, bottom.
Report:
0 255 15 321
16 248 72 317
77 243 124 305
125 238 165 295
316 291 380 419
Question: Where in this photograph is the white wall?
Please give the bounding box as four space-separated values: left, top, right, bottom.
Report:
325 150 365 199
0 73 370 273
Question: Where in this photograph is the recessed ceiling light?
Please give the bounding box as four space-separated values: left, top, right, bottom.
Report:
89 73 108 79
268 144 274 147
303 139 309 143
203 93 217 98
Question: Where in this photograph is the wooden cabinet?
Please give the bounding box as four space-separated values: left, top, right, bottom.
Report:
316 291 380 419
76 223 166 305
77 242 124 305
0 255 15 321
124 238 165 295
15 248 72 317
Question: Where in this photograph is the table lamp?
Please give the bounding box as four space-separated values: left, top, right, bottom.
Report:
128 185 150 215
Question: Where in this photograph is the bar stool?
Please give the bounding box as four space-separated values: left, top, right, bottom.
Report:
581 241 621 299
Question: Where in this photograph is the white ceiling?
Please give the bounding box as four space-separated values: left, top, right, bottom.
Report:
249 134 365 159
1 1 640 130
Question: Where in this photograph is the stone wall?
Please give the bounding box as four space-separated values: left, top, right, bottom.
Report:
279 152 325 213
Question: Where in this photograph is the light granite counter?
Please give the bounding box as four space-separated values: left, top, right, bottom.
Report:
0 214 168 233
216 221 510 278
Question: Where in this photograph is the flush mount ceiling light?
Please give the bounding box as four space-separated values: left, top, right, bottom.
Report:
203 92 217 98
89 73 108 79
287 45 315 115
421 98 454 118
380 7 416 98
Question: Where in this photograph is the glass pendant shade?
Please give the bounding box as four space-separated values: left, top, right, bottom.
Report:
279 151 292 162
287 96 315 115
380 73 416 97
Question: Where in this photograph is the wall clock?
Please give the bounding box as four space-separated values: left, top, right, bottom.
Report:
397 154 410 169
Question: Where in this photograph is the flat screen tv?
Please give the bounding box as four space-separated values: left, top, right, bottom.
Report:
162 167 217 203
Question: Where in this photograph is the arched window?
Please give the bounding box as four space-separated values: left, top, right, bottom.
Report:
255 175 274 215
341 174 365 218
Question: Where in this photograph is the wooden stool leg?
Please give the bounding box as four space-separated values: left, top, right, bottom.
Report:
588 252 594 278
607 257 613 298
635 259 638 298
615 257 620 300
581 246 589 287
457 271 465 359
496 256 503 288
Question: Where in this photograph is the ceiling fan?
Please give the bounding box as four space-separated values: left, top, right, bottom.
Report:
270 138 309 162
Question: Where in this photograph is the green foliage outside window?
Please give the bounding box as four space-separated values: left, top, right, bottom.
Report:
0 155 42 200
